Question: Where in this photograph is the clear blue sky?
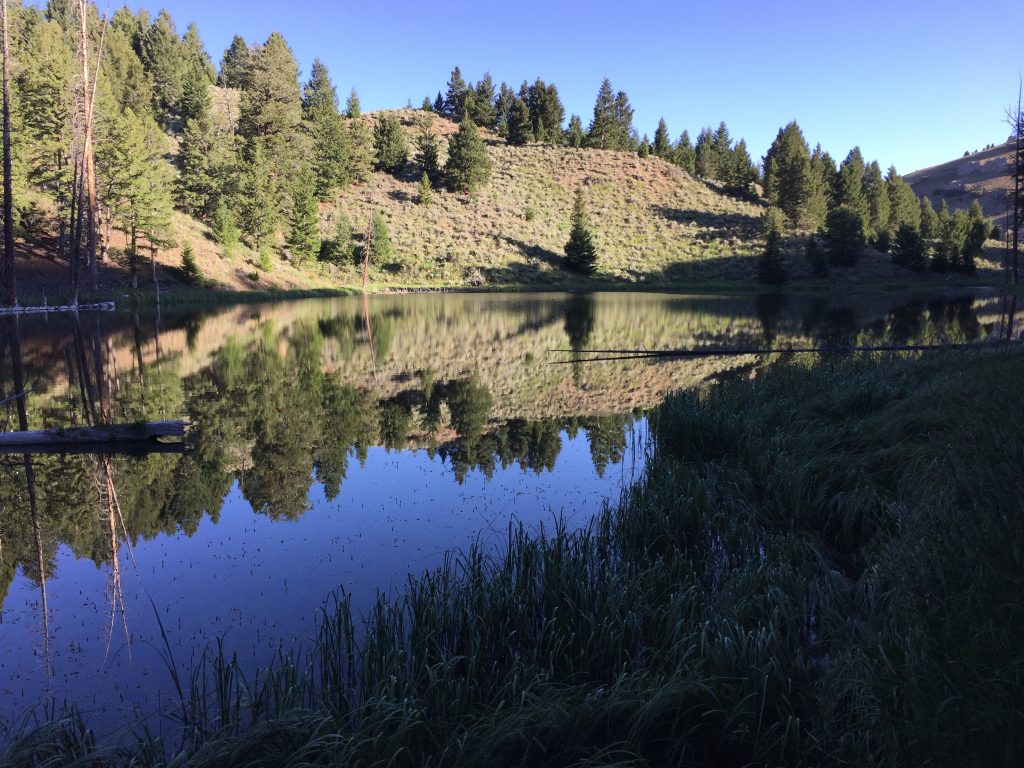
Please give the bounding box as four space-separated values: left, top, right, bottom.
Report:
110 0 1024 172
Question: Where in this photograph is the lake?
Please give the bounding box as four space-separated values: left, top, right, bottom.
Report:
0 289 1012 739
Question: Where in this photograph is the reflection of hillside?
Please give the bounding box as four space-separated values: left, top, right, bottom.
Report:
1 291 1011 614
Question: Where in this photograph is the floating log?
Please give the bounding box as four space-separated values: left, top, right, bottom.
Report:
0 301 115 315
0 420 186 447
0 440 187 457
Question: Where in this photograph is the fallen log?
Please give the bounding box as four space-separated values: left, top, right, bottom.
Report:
0 420 186 447
0 440 187 457
0 301 115 315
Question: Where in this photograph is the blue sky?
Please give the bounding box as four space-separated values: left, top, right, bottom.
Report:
109 0 1024 172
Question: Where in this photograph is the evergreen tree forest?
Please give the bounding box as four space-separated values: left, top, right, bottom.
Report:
0 1 1001 304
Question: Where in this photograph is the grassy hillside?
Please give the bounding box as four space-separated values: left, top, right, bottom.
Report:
14 106 1009 300
905 139 1017 221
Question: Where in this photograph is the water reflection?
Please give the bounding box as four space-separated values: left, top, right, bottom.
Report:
0 290 1017 734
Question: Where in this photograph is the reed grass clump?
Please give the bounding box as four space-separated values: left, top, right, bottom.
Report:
5 348 1023 767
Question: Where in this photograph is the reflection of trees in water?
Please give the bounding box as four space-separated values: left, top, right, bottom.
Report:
564 294 596 386
798 295 989 349
755 293 786 347
7 292 1002 608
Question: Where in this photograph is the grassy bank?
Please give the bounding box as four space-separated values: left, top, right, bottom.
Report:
5 347 1023 766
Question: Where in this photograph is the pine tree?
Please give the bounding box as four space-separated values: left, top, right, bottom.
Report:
373 112 409 173
346 111 373 184
444 116 492 194
586 78 616 150
417 172 433 206
824 206 866 266
140 10 183 123
179 60 211 125
177 113 217 216
211 199 240 257
762 122 813 227
414 128 441 180
302 58 337 118
320 210 352 264
805 235 828 277
239 142 276 248
885 165 920 232
836 147 869 233
694 127 717 179
673 130 696 174
638 135 650 158
469 72 496 127
444 66 469 119
564 185 598 275
181 22 215 84
238 32 305 221
103 23 156 119
219 35 251 88
802 146 830 230
723 139 756 197
432 91 444 115
526 79 564 143
369 210 391 263
16 17 73 246
566 114 584 148
920 196 938 239
758 214 787 285
180 242 201 283
891 223 926 271
494 83 515 137
712 121 731 170
311 112 352 198
507 97 532 146
862 160 889 239
421 96 433 111
95 108 174 288
962 218 985 274
345 88 362 118
302 60 351 197
652 118 671 159
285 171 320 263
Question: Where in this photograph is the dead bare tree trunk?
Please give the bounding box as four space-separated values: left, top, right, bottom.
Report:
76 0 99 294
1009 83 1023 286
1 0 16 307
68 143 80 303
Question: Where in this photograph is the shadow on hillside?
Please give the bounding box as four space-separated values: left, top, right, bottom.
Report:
501 237 565 270
652 205 762 239
388 189 414 204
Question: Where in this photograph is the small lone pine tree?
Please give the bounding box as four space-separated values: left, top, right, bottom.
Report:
564 185 598 275
180 243 202 284
638 135 651 158
418 172 433 206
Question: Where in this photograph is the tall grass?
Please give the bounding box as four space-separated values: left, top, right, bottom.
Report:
4 348 1023 766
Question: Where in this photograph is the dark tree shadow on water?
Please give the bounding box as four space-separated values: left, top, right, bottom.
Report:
563 294 596 386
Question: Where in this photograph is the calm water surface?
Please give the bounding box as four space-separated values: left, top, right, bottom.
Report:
0 290 1013 737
